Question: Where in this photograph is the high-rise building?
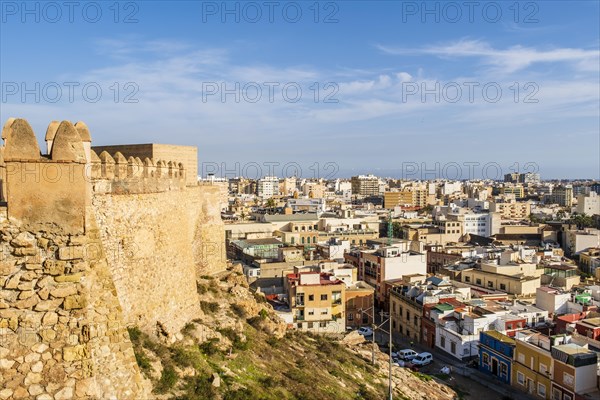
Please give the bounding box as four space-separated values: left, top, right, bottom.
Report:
351 174 380 196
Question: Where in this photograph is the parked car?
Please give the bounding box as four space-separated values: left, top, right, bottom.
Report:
392 358 406 367
410 352 433 366
395 349 419 361
357 327 373 336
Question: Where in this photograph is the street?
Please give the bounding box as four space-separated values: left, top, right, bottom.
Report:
367 314 534 400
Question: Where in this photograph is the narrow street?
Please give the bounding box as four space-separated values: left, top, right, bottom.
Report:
368 314 534 400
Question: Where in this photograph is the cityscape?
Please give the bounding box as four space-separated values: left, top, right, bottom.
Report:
1 1 599 400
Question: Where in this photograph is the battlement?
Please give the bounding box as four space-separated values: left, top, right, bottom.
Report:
1 118 89 234
90 149 186 194
0 118 195 232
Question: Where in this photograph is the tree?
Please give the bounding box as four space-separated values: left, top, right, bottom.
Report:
572 213 594 229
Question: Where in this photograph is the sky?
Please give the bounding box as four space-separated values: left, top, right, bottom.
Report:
1 0 599 180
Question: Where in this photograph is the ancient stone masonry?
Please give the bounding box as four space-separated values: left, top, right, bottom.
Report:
0 118 227 399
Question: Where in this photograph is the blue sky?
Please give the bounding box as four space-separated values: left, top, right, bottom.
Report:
1 1 599 179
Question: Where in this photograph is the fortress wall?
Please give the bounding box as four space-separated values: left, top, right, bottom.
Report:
0 221 150 399
0 118 225 397
91 185 226 337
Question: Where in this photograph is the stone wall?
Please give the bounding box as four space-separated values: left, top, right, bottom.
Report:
0 219 150 399
0 118 226 398
91 185 226 338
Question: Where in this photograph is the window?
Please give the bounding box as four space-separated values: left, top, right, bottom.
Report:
450 341 456 354
517 372 525 385
483 353 489 366
487 281 494 288
563 372 574 388
308 322 313 329
501 363 507 375
564 395 572 400
517 352 525 364
321 294 328 301
441 336 446 347
319 322 326 328
539 363 547 375
537 383 546 397
308 311 314 316
321 310 328 315
552 388 561 400
348 314 353 321
500 283 506 291
465 276 471 282
476 278 482 285
308 294 314 301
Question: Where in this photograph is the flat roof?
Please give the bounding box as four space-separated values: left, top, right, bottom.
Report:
483 330 516 344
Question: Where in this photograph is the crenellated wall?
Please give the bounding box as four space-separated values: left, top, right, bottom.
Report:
0 118 226 398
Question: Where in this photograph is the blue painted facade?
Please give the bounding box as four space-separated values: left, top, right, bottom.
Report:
478 331 515 384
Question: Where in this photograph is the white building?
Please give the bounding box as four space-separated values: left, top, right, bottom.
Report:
257 176 279 198
535 286 570 315
576 192 600 216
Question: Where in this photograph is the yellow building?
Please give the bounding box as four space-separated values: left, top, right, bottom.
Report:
459 263 541 297
512 330 565 399
500 185 525 199
384 188 428 209
285 272 346 333
384 191 413 208
490 200 531 219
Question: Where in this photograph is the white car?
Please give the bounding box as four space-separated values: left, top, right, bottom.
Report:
411 352 433 366
357 327 373 336
395 349 419 361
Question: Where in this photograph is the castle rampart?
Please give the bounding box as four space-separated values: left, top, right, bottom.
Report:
0 118 226 398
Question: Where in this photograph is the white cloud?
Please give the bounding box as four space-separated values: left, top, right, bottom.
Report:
377 39 600 73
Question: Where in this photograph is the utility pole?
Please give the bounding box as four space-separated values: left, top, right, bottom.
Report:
388 312 393 400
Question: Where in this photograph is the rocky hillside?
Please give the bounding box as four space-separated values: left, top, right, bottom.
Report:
128 264 457 400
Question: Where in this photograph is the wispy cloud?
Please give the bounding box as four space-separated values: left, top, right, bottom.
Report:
377 39 600 73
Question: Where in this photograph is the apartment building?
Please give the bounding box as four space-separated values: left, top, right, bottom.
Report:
564 228 600 256
512 330 567 399
576 191 600 216
257 176 279 198
536 287 571 316
479 330 516 384
354 243 427 307
345 281 375 329
285 272 346 333
490 199 531 220
458 260 542 297
579 247 600 275
500 185 525 199
545 186 573 207
351 174 381 197
550 344 598 400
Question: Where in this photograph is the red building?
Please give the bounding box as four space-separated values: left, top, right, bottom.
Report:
575 317 600 340
554 312 589 335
